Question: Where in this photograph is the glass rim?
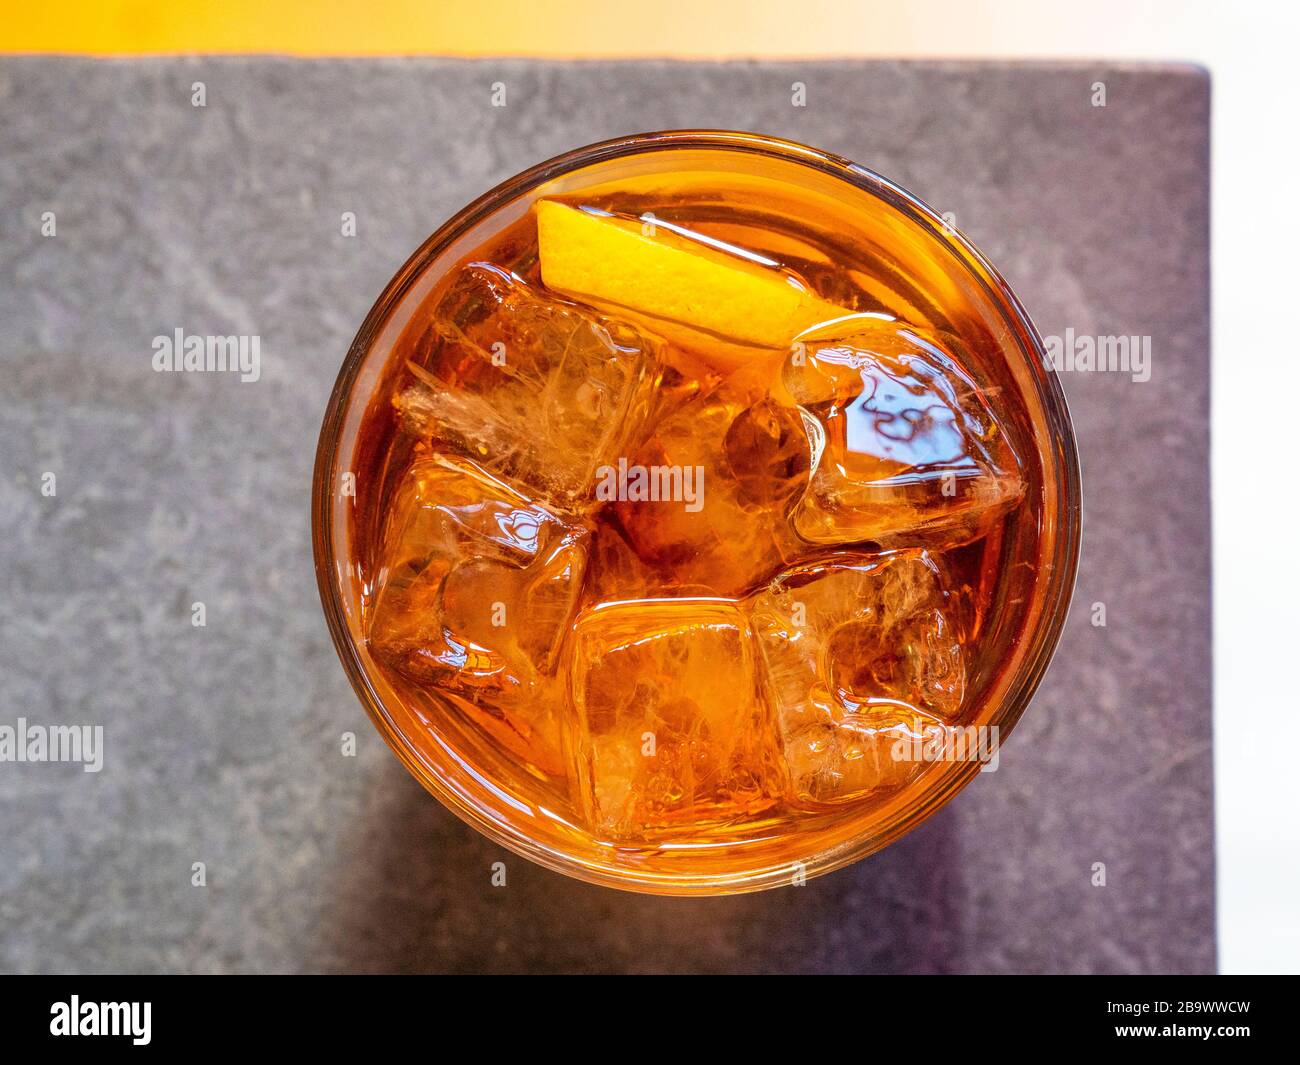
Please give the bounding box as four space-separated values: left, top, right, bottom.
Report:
311 128 1084 895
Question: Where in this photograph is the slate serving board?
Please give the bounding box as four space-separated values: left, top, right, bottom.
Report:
0 57 1212 974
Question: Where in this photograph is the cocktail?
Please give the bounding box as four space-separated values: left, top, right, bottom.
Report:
313 131 1080 894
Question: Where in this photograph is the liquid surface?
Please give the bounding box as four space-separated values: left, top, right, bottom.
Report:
349 173 1034 864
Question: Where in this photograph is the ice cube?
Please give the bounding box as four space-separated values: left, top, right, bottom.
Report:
397 263 663 510
367 451 588 700
784 322 1025 547
566 599 787 841
748 552 965 804
613 383 812 598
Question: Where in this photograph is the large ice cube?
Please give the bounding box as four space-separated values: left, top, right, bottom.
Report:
784 322 1024 547
397 263 663 510
566 599 787 841
367 451 588 702
612 382 812 598
749 552 965 804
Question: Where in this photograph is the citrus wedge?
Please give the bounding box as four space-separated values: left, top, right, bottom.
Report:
535 200 853 370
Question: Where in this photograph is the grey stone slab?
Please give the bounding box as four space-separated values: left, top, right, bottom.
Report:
0 57 1211 974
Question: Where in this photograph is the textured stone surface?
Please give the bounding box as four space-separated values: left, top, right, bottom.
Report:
0 57 1211 973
